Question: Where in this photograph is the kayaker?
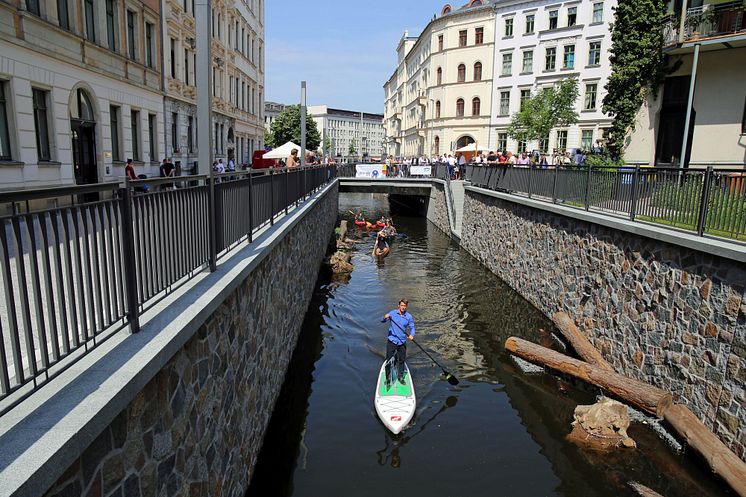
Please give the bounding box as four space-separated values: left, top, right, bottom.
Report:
374 230 390 254
382 299 416 385
383 219 397 237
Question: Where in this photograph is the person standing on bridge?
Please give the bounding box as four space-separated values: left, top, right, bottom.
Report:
382 299 416 385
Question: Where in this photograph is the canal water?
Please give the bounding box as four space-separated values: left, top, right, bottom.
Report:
247 193 731 497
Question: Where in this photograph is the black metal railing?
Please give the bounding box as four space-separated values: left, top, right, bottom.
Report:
0 165 337 414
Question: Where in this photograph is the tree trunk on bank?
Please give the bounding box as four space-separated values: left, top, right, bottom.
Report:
663 404 746 497
504 337 672 418
552 312 614 372
628 482 665 497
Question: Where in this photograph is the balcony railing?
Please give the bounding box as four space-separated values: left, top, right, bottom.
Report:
664 1 746 46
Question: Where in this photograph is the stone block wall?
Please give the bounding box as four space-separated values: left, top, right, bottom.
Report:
426 182 450 235
42 185 339 497
459 188 746 459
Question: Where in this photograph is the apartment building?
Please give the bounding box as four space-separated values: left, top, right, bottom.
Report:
0 0 165 189
264 100 285 131
490 0 615 154
383 0 615 158
625 0 746 167
309 105 385 162
163 0 264 174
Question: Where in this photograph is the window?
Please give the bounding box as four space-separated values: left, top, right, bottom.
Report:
549 10 558 30
185 49 191 85
563 45 575 69
497 133 507 152
188 115 194 152
126 10 137 60
148 114 156 161
459 30 467 47
584 83 598 110
568 7 577 26
106 0 116 50
170 38 176 78
26 0 42 15
517 140 527 153
475 27 484 44
472 98 481 116
456 98 464 117
85 0 96 42
592 2 604 23
526 14 535 33
499 91 510 115
0 82 12 160
457 64 466 82
131 110 140 161
438 34 443 51
220 124 224 153
581 130 594 150
58 0 70 29
540 135 549 152
171 112 178 151
557 130 568 151
110 106 120 161
520 89 531 111
502 53 512 76
522 50 533 73
588 41 601 66
32 89 50 161
545 47 556 70
437 67 442 85
434 136 440 154
435 100 441 119
474 62 482 81
505 18 513 37
145 22 154 68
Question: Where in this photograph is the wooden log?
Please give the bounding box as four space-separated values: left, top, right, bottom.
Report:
664 404 746 497
552 312 614 372
505 337 672 418
628 482 665 497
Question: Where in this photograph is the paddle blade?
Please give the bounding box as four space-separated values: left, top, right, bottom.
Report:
444 371 459 385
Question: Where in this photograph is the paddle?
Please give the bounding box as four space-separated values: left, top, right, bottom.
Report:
384 317 459 385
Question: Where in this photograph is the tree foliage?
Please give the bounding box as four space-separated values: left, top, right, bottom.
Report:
266 105 321 150
507 78 579 143
348 138 357 156
602 0 667 156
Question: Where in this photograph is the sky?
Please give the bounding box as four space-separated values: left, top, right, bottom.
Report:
265 0 447 114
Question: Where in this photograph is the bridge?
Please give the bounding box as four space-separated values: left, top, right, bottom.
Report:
1 164 745 497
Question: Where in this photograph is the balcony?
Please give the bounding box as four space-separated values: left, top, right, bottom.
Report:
663 1 746 49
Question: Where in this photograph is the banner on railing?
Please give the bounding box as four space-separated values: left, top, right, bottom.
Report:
410 165 432 176
355 163 384 178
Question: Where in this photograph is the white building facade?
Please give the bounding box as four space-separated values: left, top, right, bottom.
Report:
0 0 165 190
383 0 616 158
309 105 385 163
264 100 285 131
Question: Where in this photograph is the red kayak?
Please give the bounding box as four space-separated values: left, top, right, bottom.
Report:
376 221 385 228
355 220 367 227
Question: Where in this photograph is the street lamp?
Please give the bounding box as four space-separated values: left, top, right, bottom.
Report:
300 81 307 164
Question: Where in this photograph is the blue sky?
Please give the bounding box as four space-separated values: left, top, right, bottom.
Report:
265 0 445 114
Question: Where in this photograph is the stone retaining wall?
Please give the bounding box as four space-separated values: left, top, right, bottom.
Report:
426 182 450 235
459 188 746 459
42 185 339 497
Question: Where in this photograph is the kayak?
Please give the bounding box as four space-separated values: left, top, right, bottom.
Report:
376 221 385 228
354 220 367 227
373 246 390 258
374 359 416 434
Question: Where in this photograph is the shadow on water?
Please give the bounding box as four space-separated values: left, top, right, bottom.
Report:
246 193 733 497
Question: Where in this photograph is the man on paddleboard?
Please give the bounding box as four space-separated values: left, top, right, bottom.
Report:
382 299 416 385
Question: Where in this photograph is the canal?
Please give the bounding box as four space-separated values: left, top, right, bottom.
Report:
247 193 731 497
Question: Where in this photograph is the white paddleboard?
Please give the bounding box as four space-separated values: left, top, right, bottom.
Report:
374 359 416 434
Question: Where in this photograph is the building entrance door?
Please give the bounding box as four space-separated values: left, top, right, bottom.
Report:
656 76 695 167
72 120 98 185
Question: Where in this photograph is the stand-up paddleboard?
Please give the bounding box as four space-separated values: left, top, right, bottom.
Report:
374 359 416 434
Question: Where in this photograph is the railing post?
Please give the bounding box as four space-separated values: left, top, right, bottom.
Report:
269 169 275 226
119 182 140 333
207 176 217 272
584 164 592 211
696 166 713 236
285 167 289 215
248 171 254 243
630 164 640 221
552 166 559 204
527 166 533 199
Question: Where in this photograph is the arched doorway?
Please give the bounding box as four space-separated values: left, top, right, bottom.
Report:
70 88 98 185
456 135 474 149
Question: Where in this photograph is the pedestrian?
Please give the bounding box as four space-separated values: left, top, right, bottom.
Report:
287 148 299 167
162 157 175 190
382 299 416 385
125 158 138 181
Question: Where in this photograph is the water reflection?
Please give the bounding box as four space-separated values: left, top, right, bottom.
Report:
247 193 732 497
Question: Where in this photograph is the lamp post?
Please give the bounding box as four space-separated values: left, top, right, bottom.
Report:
300 81 307 164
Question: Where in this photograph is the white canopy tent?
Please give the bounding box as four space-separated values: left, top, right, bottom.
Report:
263 141 302 159
454 143 490 153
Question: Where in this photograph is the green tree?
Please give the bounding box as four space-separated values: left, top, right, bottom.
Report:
348 138 357 156
266 105 321 150
324 136 332 154
602 0 667 156
507 79 579 143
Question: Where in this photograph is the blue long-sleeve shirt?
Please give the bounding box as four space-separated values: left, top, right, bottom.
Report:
385 310 416 346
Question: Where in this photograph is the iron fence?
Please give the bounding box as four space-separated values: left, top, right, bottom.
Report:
0 165 336 414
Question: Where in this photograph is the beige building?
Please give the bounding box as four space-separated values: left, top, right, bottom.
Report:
384 1 496 158
625 0 746 167
0 0 165 189
162 0 264 173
